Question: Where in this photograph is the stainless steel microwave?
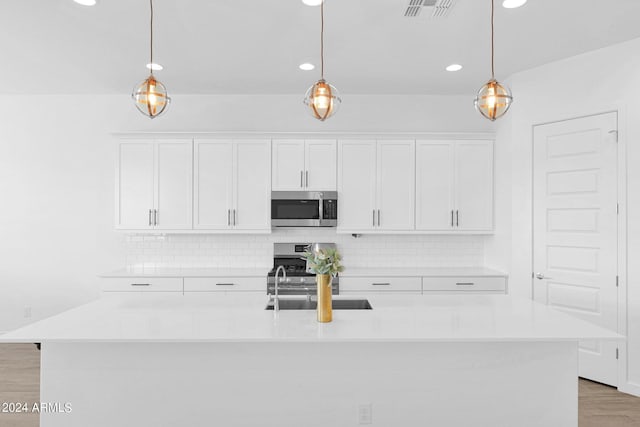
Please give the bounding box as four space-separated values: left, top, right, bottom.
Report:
271 191 338 227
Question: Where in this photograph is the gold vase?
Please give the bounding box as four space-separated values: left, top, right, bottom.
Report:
316 274 332 323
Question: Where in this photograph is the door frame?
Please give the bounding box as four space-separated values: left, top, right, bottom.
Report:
530 106 630 393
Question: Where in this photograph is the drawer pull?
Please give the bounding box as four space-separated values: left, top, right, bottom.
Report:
215 283 235 286
130 283 151 287
372 283 390 286
456 282 475 286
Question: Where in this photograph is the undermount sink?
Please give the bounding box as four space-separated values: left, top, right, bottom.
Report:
265 298 372 311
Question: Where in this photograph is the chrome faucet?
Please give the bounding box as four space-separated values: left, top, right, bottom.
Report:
273 265 286 314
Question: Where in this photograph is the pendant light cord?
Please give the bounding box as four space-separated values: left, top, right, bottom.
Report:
320 0 325 80
150 0 154 74
490 0 495 79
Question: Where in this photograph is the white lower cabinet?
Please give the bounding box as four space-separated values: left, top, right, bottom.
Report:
183 277 263 292
422 276 507 293
101 278 184 293
340 277 422 294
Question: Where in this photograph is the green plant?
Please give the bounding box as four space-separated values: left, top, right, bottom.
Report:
303 248 344 277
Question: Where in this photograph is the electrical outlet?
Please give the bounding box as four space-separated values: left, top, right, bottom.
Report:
23 306 32 318
358 403 372 425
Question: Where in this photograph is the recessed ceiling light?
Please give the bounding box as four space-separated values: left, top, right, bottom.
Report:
302 0 324 6
502 0 527 8
299 63 315 71
73 0 97 6
146 63 164 71
446 64 463 72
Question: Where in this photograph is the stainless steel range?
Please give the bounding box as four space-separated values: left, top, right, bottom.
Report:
266 243 339 296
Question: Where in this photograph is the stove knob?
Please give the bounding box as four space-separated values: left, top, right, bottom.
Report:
285 277 291 283
299 277 305 283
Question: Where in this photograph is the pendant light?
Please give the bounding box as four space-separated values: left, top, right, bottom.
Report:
303 0 342 121
474 0 512 121
132 0 170 119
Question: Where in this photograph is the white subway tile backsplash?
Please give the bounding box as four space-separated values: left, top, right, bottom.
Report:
122 231 486 270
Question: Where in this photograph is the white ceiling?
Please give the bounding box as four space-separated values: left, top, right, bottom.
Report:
1 0 640 95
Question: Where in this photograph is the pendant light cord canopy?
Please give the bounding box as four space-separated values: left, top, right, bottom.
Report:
474 0 512 121
132 0 170 118
303 0 342 121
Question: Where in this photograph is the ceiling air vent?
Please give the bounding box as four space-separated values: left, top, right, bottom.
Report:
404 0 456 18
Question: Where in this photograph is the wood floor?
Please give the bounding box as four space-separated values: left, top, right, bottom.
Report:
1 344 639 426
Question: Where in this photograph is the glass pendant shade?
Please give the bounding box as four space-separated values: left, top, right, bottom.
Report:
132 75 170 119
304 79 342 121
474 79 512 121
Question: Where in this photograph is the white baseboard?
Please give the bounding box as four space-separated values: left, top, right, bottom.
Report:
619 381 640 397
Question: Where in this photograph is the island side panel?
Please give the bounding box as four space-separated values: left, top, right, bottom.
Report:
40 341 577 427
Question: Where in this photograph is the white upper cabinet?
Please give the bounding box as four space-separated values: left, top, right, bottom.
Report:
454 141 494 231
194 139 271 232
272 139 336 191
338 140 377 230
338 140 415 232
416 140 494 232
117 139 192 230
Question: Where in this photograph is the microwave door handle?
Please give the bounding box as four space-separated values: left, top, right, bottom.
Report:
318 193 324 225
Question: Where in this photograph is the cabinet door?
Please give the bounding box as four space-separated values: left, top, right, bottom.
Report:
155 140 193 230
117 141 155 229
377 140 415 230
454 141 494 231
305 140 337 191
194 140 233 229
415 141 455 230
272 140 305 191
337 140 377 231
234 140 271 230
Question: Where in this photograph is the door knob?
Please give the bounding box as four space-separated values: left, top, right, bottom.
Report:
535 272 552 280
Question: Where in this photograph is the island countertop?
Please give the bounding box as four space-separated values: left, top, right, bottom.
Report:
0 294 620 343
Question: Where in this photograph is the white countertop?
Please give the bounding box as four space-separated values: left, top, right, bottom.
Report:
340 267 506 277
0 293 619 343
101 266 506 278
100 267 268 278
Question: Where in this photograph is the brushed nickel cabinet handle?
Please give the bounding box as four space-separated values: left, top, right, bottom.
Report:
451 210 454 227
131 283 151 287
228 209 231 226
306 171 309 187
215 283 235 286
149 209 153 226
372 283 390 286
456 282 474 286
300 171 304 188
154 209 158 226
456 210 459 227
372 210 375 227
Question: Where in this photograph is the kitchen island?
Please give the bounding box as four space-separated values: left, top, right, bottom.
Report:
0 293 620 427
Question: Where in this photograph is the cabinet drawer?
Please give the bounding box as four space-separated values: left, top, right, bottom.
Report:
422 276 506 292
101 278 184 292
340 277 421 293
184 277 264 292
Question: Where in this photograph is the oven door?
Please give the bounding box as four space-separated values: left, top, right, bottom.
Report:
271 192 321 227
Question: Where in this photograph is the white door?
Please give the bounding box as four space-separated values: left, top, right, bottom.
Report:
455 141 494 231
337 140 377 231
155 140 193 230
415 141 455 230
533 112 618 386
117 141 155 229
272 140 305 191
194 140 233 230
234 140 271 230
305 140 337 191
376 140 415 230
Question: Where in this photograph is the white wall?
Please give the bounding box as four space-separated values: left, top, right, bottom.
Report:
0 93 494 332
488 36 640 394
